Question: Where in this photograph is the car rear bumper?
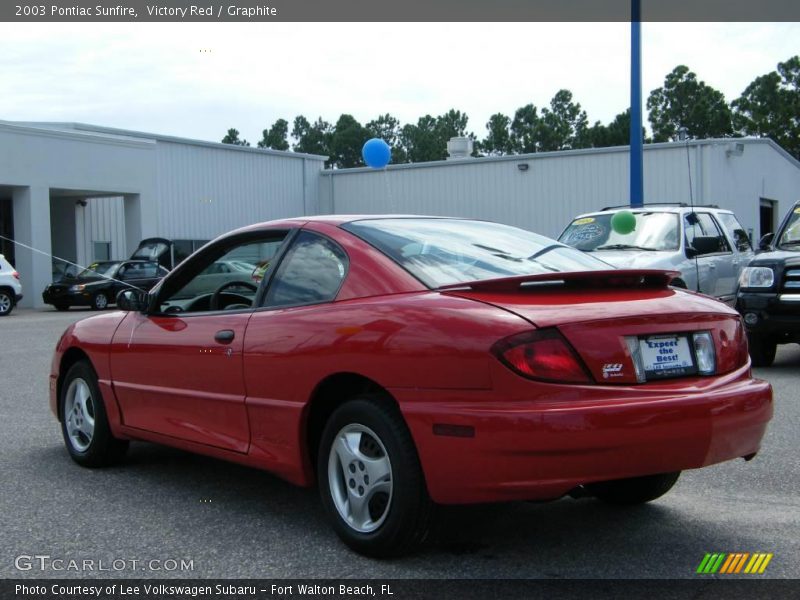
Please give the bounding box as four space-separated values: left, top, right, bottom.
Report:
395 371 772 504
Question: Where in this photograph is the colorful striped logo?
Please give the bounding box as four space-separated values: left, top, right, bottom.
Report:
696 553 773 574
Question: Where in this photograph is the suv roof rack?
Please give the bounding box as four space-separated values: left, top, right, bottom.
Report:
600 203 688 211
599 202 722 211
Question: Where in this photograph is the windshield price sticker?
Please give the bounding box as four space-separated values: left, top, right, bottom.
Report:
640 335 695 378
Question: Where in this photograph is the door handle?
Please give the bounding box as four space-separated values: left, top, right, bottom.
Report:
214 330 235 344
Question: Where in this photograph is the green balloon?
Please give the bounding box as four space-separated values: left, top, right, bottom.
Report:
611 210 637 235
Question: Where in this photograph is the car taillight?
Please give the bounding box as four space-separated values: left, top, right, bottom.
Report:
12 271 19 280
492 328 592 384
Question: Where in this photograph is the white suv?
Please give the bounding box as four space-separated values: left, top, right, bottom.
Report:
0 254 23 316
558 204 755 305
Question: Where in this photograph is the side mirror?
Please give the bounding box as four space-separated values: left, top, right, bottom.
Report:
116 289 148 312
758 232 775 252
687 236 721 258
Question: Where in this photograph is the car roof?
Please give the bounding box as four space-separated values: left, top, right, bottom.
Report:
572 205 734 219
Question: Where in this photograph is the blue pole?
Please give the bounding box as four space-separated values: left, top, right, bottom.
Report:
630 0 644 207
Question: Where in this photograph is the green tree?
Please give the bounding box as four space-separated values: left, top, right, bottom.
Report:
330 114 369 168
647 65 733 141
365 113 407 163
400 115 440 162
481 113 514 156
257 119 290 151
587 109 637 148
221 128 250 146
510 103 540 153
733 56 800 158
291 116 332 158
399 110 474 162
538 89 590 150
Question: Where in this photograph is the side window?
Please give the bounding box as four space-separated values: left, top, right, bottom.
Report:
158 233 287 313
716 213 752 252
264 231 348 308
685 213 731 254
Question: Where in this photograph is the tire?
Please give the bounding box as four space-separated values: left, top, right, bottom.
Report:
588 472 680 505
92 292 109 311
317 394 433 557
0 290 14 316
748 333 777 367
59 361 128 467
53 303 70 312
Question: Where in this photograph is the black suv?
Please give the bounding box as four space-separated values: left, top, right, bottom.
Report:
736 200 800 366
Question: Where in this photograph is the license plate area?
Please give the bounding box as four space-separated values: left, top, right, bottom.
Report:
639 334 697 380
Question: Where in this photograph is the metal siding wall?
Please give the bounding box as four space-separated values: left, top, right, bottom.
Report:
86 196 126 259
154 142 324 240
325 142 800 239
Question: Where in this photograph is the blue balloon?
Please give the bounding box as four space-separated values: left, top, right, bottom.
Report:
362 138 391 169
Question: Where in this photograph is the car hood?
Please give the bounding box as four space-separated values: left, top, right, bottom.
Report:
751 250 800 265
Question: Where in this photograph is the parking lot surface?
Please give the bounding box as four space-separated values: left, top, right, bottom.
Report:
1 308 798 579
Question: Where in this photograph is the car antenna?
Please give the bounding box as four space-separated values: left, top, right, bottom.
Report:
0 234 146 292
681 127 701 293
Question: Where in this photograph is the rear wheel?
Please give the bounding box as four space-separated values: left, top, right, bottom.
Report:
588 472 680 505
92 292 109 311
59 361 128 467
317 395 433 557
748 333 777 367
0 290 13 316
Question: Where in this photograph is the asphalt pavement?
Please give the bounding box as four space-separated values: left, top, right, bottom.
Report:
1 308 798 579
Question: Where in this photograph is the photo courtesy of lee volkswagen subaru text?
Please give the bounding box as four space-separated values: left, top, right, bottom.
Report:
49 216 773 557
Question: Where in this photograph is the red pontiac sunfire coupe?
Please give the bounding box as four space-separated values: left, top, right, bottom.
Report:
50 216 772 556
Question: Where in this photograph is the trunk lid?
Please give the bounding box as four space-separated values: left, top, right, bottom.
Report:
441 270 745 384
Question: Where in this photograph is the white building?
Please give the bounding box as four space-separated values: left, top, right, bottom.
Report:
320 138 800 242
0 121 326 307
2 121 799 308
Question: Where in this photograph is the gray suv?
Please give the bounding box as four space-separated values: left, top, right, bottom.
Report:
558 204 754 305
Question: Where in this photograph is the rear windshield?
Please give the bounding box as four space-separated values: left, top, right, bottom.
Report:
559 212 680 252
77 262 120 279
342 218 609 288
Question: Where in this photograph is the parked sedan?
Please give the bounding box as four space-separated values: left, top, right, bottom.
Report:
49 216 772 557
42 260 168 311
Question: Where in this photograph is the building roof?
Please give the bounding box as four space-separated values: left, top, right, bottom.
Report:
2 120 328 161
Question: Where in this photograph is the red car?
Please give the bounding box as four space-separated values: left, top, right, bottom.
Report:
50 216 772 556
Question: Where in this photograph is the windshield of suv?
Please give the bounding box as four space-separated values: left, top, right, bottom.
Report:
559 212 680 252
343 218 610 288
777 207 800 248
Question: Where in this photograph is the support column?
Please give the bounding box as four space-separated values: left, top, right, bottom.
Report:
123 194 142 255
12 186 51 308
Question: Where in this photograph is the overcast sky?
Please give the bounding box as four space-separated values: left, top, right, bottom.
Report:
1 22 798 144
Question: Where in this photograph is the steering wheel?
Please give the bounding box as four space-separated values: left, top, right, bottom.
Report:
209 280 259 311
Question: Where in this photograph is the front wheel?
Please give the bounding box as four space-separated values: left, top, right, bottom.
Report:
92 292 109 311
59 361 128 467
748 333 777 367
317 395 433 557
588 472 680 505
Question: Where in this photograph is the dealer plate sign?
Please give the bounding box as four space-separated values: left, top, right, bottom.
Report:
639 334 696 379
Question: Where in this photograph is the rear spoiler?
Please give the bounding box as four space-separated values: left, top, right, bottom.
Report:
437 269 680 293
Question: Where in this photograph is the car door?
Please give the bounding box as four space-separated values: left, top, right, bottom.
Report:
241 230 349 467
683 212 733 300
109 230 290 453
714 212 755 288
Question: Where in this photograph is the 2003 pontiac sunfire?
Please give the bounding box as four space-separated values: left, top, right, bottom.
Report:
49 216 772 556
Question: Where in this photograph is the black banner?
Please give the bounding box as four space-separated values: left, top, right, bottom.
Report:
3 0 800 22
3 580 799 600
